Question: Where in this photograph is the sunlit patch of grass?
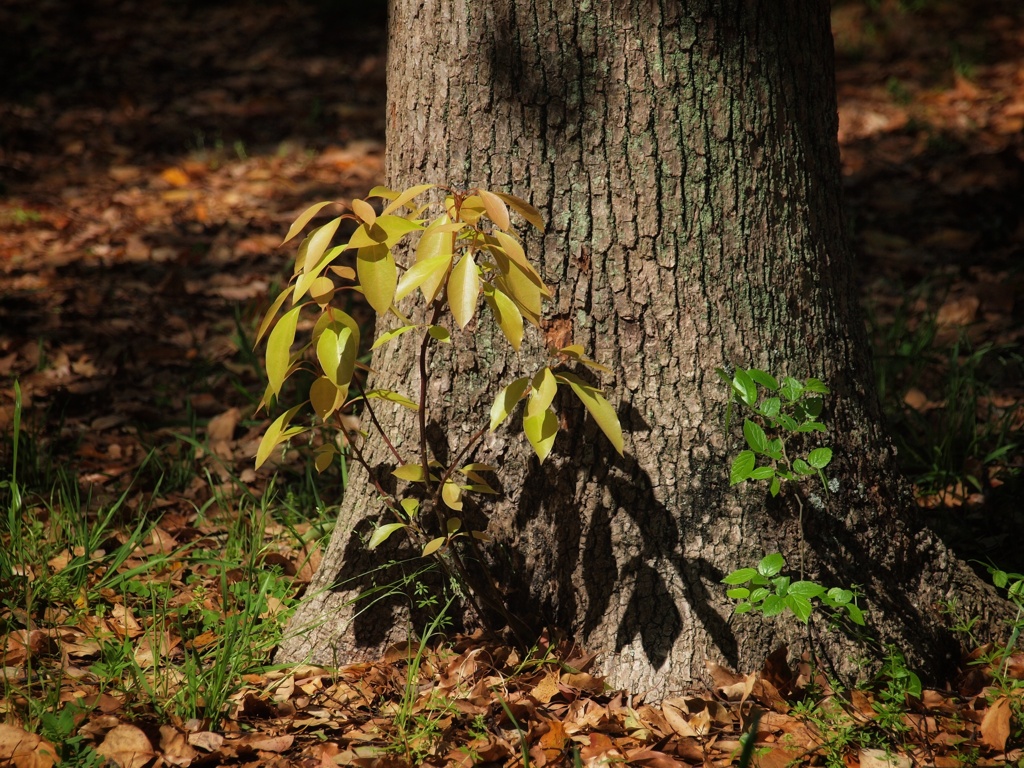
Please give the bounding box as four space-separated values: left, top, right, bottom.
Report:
0 380 331 753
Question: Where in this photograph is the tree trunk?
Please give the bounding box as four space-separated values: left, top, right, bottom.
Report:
277 0 1008 695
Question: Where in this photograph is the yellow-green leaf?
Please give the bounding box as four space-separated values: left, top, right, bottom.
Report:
368 185 399 201
393 464 427 482
369 522 406 550
490 376 530 430
422 537 445 557
255 404 306 469
494 266 543 327
485 285 524 351
493 191 545 231
314 443 337 473
524 408 558 463
478 189 510 231
400 498 419 518
266 305 304 398
446 517 462 535
416 215 459 302
556 372 624 455
357 243 397 314
363 389 419 410
441 480 463 511
558 344 612 373
527 367 557 417
381 183 435 216
310 276 335 305
370 324 418 351
350 198 376 226
294 245 347 303
311 308 360 347
329 265 356 281
374 214 424 246
317 323 356 387
255 288 291 346
395 253 452 302
310 376 346 421
427 325 451 343
282 200 335 245
302 217 342 274
448 251 480 328
454 195 485 226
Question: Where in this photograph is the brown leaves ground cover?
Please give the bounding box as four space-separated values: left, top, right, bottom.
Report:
1 0 1023 765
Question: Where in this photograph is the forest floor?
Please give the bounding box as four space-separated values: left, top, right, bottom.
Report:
1 0 1023 766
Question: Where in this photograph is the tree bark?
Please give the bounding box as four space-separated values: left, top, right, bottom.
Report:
277 0 1008 695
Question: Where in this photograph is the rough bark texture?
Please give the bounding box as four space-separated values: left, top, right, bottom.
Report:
278 0 1008 695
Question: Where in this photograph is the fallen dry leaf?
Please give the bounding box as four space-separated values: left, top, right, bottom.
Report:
96 724 155 768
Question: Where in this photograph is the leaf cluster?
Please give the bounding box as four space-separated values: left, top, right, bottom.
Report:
253 184 623 567
717 367 832 496
723 553 865 626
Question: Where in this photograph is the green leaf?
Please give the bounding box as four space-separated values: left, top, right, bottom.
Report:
369 523 406 550
266 305 304 398
804 377 830 394
726 588 750 600
448 251 480 329
769 475 781 497
370 324 418 351
780 377 803 402
826 587 853 604
748 369 779 391
400 498 419 518
749 466 775 481
759 397 781 419
749 587 770 602
758 553 785 578
490 376 530 430
723 568 758 585
524 408 558 463
422 537 445 557
787 595 813 624
730 450 755 485
493 191 545 230
795 421 827 433
282 200 335 245
733 368 757 406
844 603 866 625
788 581 826 598
766 438 783 461
357 243 397 314
792 458 814 476
808 447 833 469
556 372 624 456
762 594 786 617
733 602 753 615
777 414 798 431
743 419 770 454
395 253 453 303
255 405 307 469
